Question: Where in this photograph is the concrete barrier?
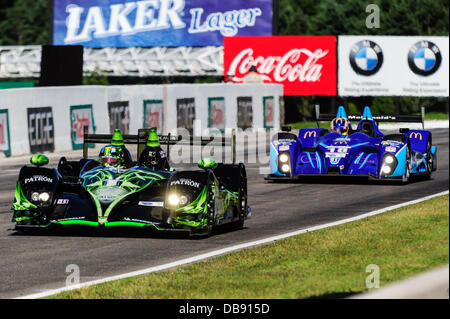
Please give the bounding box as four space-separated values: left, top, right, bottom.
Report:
351 265 449 299
0 83 283 157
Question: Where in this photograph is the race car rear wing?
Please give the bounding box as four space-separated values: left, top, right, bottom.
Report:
315 105 425 129
82 127 237 164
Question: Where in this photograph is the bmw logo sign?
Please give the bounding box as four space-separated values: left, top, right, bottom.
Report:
408 41 442 76
349 40 384 76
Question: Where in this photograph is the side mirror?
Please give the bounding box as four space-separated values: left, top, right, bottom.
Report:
399 128 410 133
198 158 217 170
281 126 292 132
30 154 49 167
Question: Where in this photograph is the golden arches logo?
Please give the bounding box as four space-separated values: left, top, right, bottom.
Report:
409 132 422 140
303 131 317 139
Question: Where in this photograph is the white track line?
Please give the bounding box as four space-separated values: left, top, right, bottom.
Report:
16 190 449 299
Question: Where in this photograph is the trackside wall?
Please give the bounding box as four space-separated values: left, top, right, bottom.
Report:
0 83 282 156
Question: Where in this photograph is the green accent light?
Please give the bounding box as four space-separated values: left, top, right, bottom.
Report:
111 129 124 146
146 128 160 147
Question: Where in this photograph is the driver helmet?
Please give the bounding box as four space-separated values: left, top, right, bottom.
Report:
98 129 132 168
138 127 170 171
330 117 350 135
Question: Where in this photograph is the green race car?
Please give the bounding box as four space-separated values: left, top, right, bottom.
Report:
12 128 250 237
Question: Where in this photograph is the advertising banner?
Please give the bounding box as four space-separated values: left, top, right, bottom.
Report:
208 97 225 132
237 96 253 130
143 100 164 133
338 36 449 96
177 98 195 134
0 109 11 155
263 96 274 128
53 0 273 47
27 107 55 153
224 36 337 95
70 104 96 150
108 101 130 134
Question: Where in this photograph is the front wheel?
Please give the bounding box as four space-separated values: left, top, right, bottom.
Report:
424 138 433 179
231 167 247 230
402 144 412 184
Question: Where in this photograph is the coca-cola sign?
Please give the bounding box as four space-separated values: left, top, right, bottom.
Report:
224 36 337 95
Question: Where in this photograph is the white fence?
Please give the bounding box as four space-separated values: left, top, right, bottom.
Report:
0 83 282 156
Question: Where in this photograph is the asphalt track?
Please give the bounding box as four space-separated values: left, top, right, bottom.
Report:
0 129 447 298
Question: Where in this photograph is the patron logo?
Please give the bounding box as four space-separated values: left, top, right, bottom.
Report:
27 107 54 153
224 36 337 95
171 178 200 189
24 175 53 184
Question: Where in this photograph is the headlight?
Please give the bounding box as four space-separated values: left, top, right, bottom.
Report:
31 192 40 202
384 154 395 164
279 153 289 163
39 192 50 202
179 195 188 206
281 164 290 173
168 194 180 206
382 166 392 174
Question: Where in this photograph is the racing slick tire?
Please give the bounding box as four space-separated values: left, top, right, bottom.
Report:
231 166 248 230
424 136 433 180
402 143 412 184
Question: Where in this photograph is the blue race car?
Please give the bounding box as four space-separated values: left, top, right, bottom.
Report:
265 106 437 183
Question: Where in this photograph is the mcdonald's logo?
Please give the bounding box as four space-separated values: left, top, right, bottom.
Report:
303 131 317 139
409 132 422 140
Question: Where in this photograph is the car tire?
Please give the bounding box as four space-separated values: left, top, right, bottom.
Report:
232 168 247 230
402 143 412 183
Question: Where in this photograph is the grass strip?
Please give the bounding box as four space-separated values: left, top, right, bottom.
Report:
51 195 449 299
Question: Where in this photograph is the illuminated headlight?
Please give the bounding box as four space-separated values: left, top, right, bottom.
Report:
382 166 392 174
281 164 290 173
279 154 289 163
179 195 188 206
38 192 50 202
168 194 180 206
31 192 40 202
384 154 395 164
